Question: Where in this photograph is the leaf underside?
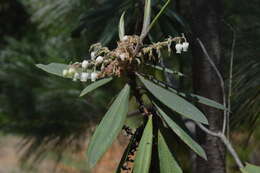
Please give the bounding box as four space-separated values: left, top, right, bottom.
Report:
155 104 207 159
147 75 226 111
241 163 260 173
36 63 69 77
119 12 126 40
86 84 130 168
145 63 184 76
140 0 151 39
80 77 113 97
125 114 144 130
158 130 183 173
137 74 208 124
133 116 153 173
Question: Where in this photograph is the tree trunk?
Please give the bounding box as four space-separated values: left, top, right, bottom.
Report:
191 0 226 173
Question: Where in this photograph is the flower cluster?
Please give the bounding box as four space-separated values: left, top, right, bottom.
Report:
175 34 189 54
62 62 99 82
62 34 189 83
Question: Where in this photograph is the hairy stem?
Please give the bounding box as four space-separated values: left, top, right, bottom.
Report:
128 72 149 116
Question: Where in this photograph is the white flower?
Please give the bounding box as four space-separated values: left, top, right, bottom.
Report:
91 72 98 82
96 56 104 64
68 67 76 75
182 42 189 52
122 36 128 41
80 72 89 82
119 53 127 61
175 43 182 54
82 60 89 69
91 52 96 60
62 69 68 77
73 72 80 82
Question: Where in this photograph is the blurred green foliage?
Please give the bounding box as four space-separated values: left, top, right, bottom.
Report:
0 0 259 171
0 0 117 160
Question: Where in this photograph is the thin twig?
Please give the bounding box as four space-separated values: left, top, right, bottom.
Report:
225 21 236 139
196 38 227 134
195 122 244 169
195 38 244 169
195 122 219 137
219 133 244 169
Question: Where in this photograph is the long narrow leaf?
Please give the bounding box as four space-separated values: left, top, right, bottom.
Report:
168 87 226 111
148 77 226 110
155 104 207 159
80 77 113 97
36 63 68 77
145 63 184 76
180 93 226 111
165 9 187 28
140 0 151 39
137 74 208 124
149 0 171 32
125 115 144 130
86 84 130 168
158 130 183 173
100 18 118 45
241 163 260 173
119 12 126 40
133 116 153 173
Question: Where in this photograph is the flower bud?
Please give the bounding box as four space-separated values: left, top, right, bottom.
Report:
96 56 104 64
73 72 80 82
175 43 182 54
68 67 76 75
91 52 96 60
80 72 89 82
91 72 98 82
82 60 89 69
136 58 141 65
62 69 68 77
119 53 127 61
122 36 128 41
182 42 189 52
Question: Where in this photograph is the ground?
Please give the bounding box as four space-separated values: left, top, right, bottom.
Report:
0 135 129 173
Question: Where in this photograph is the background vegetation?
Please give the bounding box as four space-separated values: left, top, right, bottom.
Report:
0 0 259 172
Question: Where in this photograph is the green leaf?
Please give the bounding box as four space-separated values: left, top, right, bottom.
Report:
180 93 226 111
100 18 118 45
167 87 226 111
125 115 144 130
86 84 130 168
36 63 68 77
146 77 226 111
80 77 113 97
158 130 183 173
140 0 151 39
241 163 260 173
149 0 171 32
119 12 125 40
133 116 153 173
137 74 208 124
155 104 207 159
165 9 187 28
145 63 184 76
